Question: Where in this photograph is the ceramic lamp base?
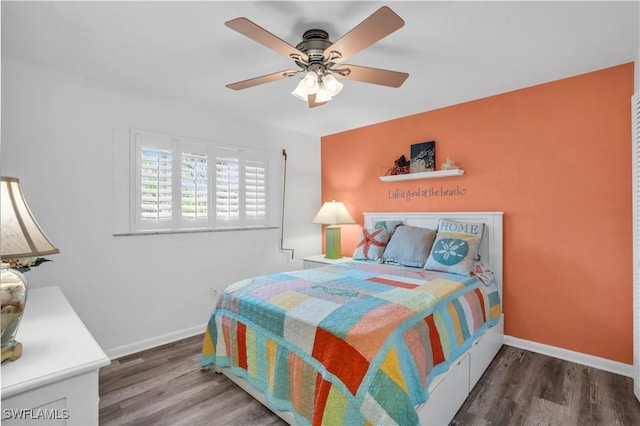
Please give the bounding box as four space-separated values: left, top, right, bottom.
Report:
1 341 22 362
324 225 343 259
1 264 27 363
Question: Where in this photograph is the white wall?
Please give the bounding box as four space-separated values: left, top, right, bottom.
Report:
0 57 322 358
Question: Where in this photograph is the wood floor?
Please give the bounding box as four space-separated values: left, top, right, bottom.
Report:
99 334 640 425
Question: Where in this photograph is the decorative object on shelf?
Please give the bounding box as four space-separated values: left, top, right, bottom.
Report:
410 141 436 173
386 154 410 176
1 177 59 363
312 200 355 259
441 156 460 170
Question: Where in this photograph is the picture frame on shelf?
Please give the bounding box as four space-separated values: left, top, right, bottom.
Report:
410 141 435 173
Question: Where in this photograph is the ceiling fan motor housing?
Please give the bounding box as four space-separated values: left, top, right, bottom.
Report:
295 29 333 67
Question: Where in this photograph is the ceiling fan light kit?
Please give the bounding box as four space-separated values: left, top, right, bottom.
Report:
225 6 409 108
291 70 344 103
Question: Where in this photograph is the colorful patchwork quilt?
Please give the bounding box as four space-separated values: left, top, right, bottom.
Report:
201 261 501 426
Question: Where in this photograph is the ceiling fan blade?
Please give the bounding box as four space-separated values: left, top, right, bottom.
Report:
324 6 404 63
308 94 328 109
334 64 409 88
225 17 309 63
226 69 300 90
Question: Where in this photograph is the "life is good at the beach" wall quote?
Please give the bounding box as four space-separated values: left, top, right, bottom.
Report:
387 185 467 202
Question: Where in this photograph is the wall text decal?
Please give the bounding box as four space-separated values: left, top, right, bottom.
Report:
387 185 467 202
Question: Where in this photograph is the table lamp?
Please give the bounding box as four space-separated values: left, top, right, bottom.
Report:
312 200 355 259
1 177 59 362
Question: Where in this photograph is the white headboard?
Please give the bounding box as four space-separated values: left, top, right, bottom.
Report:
363 212 504 294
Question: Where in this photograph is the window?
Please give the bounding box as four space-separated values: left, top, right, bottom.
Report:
243 153 267 223
181 149 208 221
215 147 240 225
131 129 269 232
139 145 173 222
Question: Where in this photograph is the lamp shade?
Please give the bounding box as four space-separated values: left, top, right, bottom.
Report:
312 200 355 225
291 79 309 101
314 85 331 103
301 71 319 94
1 177 59 259
322 73 344 97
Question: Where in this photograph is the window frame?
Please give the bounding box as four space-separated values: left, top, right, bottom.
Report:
130 129 269 234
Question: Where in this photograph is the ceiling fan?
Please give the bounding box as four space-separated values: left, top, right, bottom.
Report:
224 6 409 108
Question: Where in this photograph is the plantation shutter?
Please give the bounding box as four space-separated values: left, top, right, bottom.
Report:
135 132 174 230
181 147 209 224
131 129 271 233
633 92 640 402
244 151 268 225
215 147 241 226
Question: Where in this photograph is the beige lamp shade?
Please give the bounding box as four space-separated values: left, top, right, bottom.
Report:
312 200 356 225
1 177 59 259
312 200 354 259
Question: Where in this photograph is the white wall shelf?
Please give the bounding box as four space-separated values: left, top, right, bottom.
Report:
379 169 464 182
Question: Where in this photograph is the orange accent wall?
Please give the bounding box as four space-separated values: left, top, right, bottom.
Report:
320 63 635 364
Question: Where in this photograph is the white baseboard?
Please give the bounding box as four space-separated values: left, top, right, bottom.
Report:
105 323 207 360
504 335 633 378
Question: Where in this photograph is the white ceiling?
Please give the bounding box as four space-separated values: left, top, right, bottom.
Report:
2 1 638 137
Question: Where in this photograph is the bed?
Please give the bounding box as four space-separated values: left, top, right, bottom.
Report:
201 211 504 425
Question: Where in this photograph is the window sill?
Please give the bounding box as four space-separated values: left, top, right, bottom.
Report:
113 226 279 237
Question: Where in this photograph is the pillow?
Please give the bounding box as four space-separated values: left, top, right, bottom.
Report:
381 225 437 268
352 228 392 261
374 220 403 234
435 219 485 260
424 235 479 276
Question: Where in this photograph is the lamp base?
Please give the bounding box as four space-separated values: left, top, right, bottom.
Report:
1 341 22 362
324 226 343 259
1 264 27 363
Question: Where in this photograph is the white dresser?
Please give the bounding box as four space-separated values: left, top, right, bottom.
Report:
1 286 110 425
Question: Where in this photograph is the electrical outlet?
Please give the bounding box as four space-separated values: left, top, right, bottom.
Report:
210 287 219 299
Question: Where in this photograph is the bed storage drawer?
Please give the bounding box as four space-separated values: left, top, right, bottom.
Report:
469 316 504 388
418 352 470 426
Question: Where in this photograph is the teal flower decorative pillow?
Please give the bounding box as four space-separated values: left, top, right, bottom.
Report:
353 228 391 261
436 219 485 259
431 238 470 265
424 219 485 275
425 236 478 275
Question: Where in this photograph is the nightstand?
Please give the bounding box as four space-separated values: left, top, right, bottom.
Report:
1 286 110 425
302 255 353 269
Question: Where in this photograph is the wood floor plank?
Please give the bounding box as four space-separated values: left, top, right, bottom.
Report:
100 335 640 425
